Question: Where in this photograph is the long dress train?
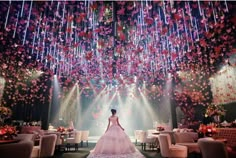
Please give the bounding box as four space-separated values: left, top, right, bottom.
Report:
87 116 144 158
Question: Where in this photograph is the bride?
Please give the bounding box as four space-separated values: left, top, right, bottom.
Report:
87 109 144 158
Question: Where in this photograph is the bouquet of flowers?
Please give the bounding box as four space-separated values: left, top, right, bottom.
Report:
198 123 217 137
0 125 17 140
57 126 66 133
67 127 74 132
156 126 165 131
205 104 226 117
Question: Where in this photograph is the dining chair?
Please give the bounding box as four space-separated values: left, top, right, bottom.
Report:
174 132 198 143
198 138 229 158
44 131 62 145
139 131 156 150
174 132 200 154
134 130 143 145
81 130 90 147
158 133 188 158
160 130 175 144
31 134 57 158
48 132 63 151
147 129 157 137
66 130 82 151
0 140 33 158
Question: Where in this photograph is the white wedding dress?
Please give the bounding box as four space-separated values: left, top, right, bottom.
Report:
87 116 144 158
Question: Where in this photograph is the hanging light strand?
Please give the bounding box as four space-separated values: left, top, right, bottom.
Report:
5 1 11 29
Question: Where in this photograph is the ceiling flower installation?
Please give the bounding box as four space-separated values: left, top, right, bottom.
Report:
0 1 235 86
0 0 235 111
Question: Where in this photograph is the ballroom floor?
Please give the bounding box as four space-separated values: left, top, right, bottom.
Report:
54 136 200 158
54 136 162 158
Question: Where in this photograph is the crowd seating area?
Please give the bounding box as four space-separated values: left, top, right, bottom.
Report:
134 127 236 158
0 125 90 158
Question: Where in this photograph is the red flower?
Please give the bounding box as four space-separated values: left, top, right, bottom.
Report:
198 124 217 134
0 125 17 140
157 126 165 131
57 126 66 133
0 129 6 135
67 128 74 132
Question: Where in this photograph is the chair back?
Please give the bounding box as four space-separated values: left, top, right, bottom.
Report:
44 131 62 145
158 134 172 157
81 130 89 141
198 138 228 158
0 140 33 158
40 134 57 157
15 133 36 141
55 132 62 145
134 130 143 140
68 130 76 138
139 131 148 143
174 132 198 143
74 130 82 143
147 129 156 136
160 131 175 144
